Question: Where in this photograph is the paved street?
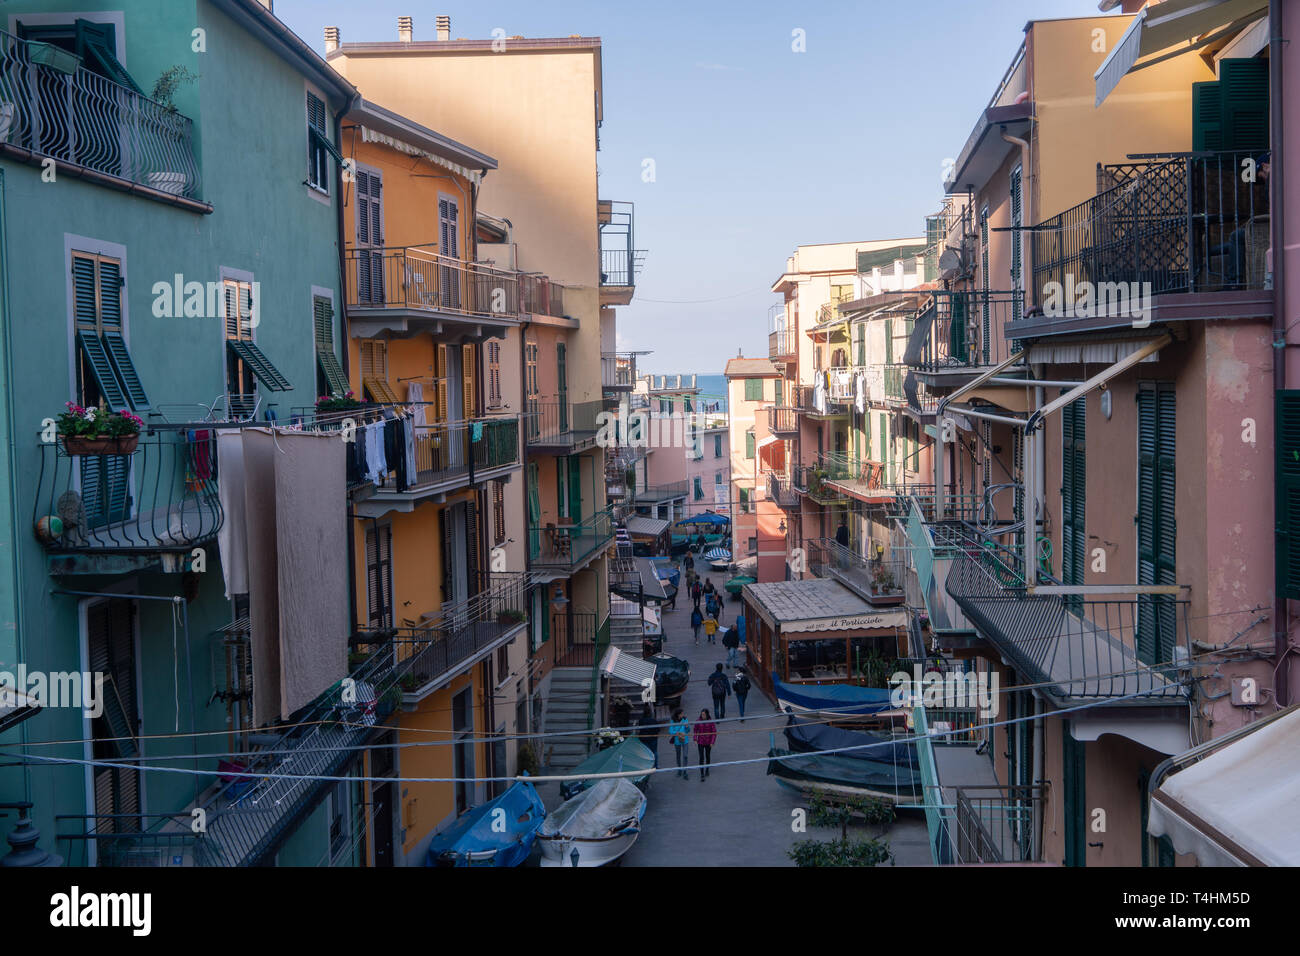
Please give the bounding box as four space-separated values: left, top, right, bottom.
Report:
544 570 931 866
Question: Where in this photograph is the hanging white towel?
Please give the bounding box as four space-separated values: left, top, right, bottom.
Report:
403 414 418 482
407 382 426 428
215 429 249 599
364 422 387 484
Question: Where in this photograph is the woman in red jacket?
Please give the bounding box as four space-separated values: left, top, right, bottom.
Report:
692 709 718 781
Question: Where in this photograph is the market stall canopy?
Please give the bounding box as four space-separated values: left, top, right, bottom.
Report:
743 578 909 633
676 512 729 527
1094 0 1268 106
1148 705 1300 866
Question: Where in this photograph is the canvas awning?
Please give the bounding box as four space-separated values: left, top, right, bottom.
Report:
743 578 908 634
599 646 657 686
1148 705 1300 866
1095 0 1268 106
625 516 670 538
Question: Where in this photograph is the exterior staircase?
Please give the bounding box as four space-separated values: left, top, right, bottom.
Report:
543 666 596 772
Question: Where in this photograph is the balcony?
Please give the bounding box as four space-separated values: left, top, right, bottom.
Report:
807 537 906 606
56 572 531 866
906 290 1023 377
344 245 522 340
946 785 1045 864
0 29 203 206
348 413 521 517
793 462 848 505
1025 151 1272 335
944 549 1191 704
794 383 847 420
767 473 798 510
599 200 645 305
34 429 222 573
601 352 638 391
817 452 896 505
528 509 615 576
525 398 604 451
634 480 689 505
767 405 799 436
520 273 567 319
769 328 797 362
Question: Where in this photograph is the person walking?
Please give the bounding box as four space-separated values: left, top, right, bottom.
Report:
691 579 702 611
636 706 660 769
703 614 718 645
690 606 703 645
707 662 730 718
732 667 751 720
835 518 850 548
693 708 717 781
683 552 695 575
722 622 740 669
668 709 690 778
735 610 747 653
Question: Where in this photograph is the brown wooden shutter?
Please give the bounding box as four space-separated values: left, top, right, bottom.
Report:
436 344 449 421
466 499 480 597
462 343 476 419
441 506 454 603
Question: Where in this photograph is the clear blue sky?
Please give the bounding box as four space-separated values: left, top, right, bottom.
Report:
274 0 1109 375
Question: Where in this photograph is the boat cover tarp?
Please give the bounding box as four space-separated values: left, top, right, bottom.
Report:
540 778 646 839
767 747 923 798
650 653 690 699
785 717 918 767
424 780 546 866
561 739 655 800
676 513 729 527
773 673 895 715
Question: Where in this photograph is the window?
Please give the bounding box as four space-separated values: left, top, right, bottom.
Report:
354 167 384 302
684 396 693 413
86 597 140 839
714 434 722 458
739 488 749 514
496 642 511 684
359 339 397 404
314 295 347 397
71 251 149 412
307 91 341 193
744 378 763 402
223 275 291 417
438 196 462 308
487 341 502 408
327 779 350 861
1136 383 1176 668
747 535 757 554
452 688 475 814
365 524 393 628
773 380 783 405
745 432 755 459
18 19 141 91
1062 395 1086 598
715 471 722 485
694 477 704 500
493 480 506 544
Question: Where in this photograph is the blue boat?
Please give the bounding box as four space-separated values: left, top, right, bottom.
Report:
772 673 896 716
424 779 547 867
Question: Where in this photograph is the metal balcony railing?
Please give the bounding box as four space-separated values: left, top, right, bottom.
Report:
601 352 638 389
950 785 1044 864
599 200 644 287
767 405 798 434
528 509 615 571
768 328 797 359
0 29 202 198
345 245 520 318
33 428 222 554
944 552 1191 702
519 273 566 317
766 473 798 509
525 398 605 448
905 290 1023 372
635 480 689 503
1033 151 1270 302
807 537 906 603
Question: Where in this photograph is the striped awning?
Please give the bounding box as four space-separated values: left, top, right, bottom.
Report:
1095 0 1268 106
599 646 657 686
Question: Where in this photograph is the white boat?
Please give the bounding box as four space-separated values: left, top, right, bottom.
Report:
537 777 646 867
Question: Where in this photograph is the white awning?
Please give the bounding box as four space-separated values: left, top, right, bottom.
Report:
1095 0 1268 106
599 646 657 686
755 434 778 452
1148 705 1300 866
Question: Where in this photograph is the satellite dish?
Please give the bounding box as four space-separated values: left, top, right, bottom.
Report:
938 247 965 276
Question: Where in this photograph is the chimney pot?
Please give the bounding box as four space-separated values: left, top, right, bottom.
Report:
324 25 340 53
436 15 451 41
398 16 413 43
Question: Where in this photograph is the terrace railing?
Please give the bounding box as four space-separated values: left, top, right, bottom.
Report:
768 328 797 359
345 245 520 318
599 200 644 287
766 473 798 509
807 537 906 603
601 352 638 389
767 405 799 434
907 290 1023 371
1032 151 1270 301
525 398 605 447
0 29 202 198
951 785 1044 864
33 427 222 554
520 273 566 317
528 508 615 571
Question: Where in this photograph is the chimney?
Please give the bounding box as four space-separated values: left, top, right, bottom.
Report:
324 26 340 54
398 16 413 43
436 15 451 41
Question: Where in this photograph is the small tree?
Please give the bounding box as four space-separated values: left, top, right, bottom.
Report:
788 793 895 867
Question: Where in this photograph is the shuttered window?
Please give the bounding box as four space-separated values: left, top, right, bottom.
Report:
306 91 340 192
71 252 149 412
1061 394 1086 601
1010 165 1023 326
88 598 141 834
462 343 477 419
744 378 762 401
360 339 398 404
314 296 347 397
694 477 704 500
438 197 461 309
493 481 506 544
739 487 749 514
365 523 393 628
354 168 385 304
223 277 290 417
1276 391 1300 598
1136 383 1177 668
486 341 502 408
745 432 755 459
1062 730 1086 867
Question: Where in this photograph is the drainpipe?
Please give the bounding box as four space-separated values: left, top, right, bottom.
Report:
1270 0 1290 707
1032 697 1044 861
1002 129 1032 291
335 95 360 650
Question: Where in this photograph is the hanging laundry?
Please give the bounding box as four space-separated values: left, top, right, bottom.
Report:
408 382 427 429
403 413 418 484
471 421 484 442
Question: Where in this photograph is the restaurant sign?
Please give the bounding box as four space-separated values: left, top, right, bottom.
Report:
782 608 908 634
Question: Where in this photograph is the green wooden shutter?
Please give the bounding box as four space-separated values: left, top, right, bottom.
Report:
226 340 292 391
744 378 762 401
1276 391 1300 598
101 331 149 410
1062 396 1085 596
1192 81 1224 152
1137 383 1176 666
75 19 142 94
1063 729 1086 867
313 297 348 396
745 432 755 459
76 330 129 411
568 455 582 523
880 416 889 485
1218 58 1269 153
884 319 894 366
97 258 122 330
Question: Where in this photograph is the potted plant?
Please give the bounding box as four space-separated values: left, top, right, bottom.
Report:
146 65 199 195
57 403 143 456
497 608 526 626
316 391 365 414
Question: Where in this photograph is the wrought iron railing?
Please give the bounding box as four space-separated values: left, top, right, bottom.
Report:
807 537 906 603
768 328 797 359
0 29 202 198
520 273 566 317
524 398 605 447
33 428 222 554
601 352 638 389
599 200 644 287
528 508 615 570
767 405 798 434
908 290 1024 371
344 245 520 318
951 785 1044 864
1032 151 1270 303
767 473 798 509
635 480 689 502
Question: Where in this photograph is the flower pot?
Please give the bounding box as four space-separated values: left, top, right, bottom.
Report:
61 434 139 456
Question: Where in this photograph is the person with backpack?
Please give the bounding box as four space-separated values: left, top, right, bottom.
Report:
636 705 660 769
690 606 703 645
691 579 702 611
683 552 695 574
707 662 731 718
703 615 718 645
732 667 751 720
692 708 717 781
721 622 740 669
668 708 690 779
